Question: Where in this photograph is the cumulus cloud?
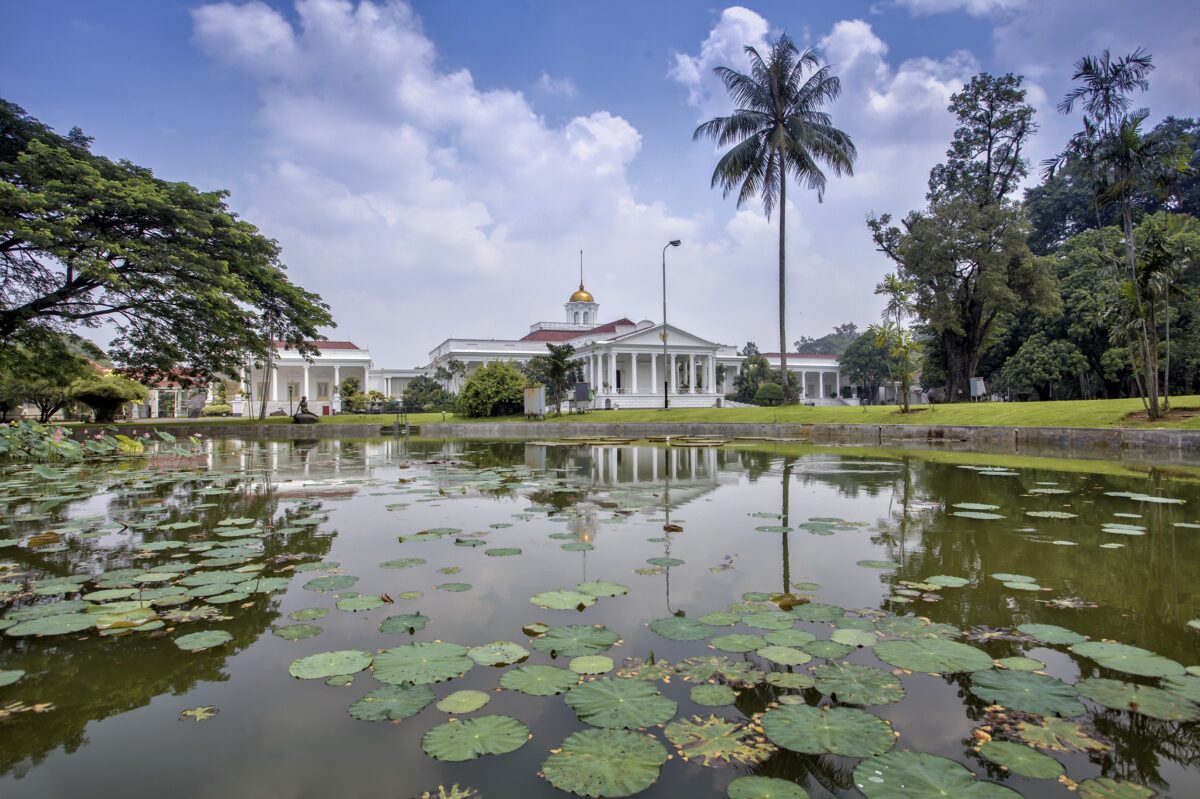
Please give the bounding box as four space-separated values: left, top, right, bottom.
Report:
669 6 771 118
536 72 577 97
893 0 1026 16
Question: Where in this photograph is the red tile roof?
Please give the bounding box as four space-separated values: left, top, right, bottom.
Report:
759 352 840 359
273 340 363 350
520 319 636 342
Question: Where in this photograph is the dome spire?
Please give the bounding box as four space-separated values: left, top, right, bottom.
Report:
569 248 595 303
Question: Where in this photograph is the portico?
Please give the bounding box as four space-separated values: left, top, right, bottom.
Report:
577 323 725 409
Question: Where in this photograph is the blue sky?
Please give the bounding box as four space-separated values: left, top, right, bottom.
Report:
4 1 1197 366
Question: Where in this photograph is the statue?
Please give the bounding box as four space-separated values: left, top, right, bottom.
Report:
292 395 319 424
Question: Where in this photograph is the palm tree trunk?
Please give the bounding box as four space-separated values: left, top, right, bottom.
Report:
778 163 789 401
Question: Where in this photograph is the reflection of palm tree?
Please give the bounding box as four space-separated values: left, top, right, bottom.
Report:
780 458 793 594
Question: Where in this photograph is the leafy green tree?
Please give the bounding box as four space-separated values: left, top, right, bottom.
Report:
457 361 525 418
998 332 1089 400
523 344 582 415
0 99 332 384
870 322 921 412
754 382 783 406
434 359 466 389
793 322 858 356
869 74 1058 401
402 375 454 411
839 332 891 404
0 332 98 421
70 373 147 422
740 342 760 356
694 34 856 401
336 376 361 398
732 353 775 403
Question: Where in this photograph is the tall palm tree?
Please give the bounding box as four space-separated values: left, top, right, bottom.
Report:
695 34 856 401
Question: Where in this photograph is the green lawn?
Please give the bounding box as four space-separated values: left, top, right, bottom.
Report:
88 396 1200 430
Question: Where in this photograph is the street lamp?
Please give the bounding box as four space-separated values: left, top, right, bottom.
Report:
662 239 681 409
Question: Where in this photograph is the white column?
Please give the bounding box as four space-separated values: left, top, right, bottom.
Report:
688 354 695 392
800 371 806 399
363 365 371 393
707 356 715 394
271 365 280 402
150 390 159 418
630 352 638 394
819 372 825 399
206 382 215 402
302 364 311 400
174 389 182 417
333 364 341 391
669 355 677 393
609 351 616 392
835 371 840 397
650 353 657 395
631 446 639 479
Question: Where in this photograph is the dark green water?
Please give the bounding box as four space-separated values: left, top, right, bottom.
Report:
0 437 1198 798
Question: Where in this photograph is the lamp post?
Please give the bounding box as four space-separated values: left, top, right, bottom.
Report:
662 239 681 409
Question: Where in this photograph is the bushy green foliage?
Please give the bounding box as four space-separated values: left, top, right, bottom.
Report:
201 404 233 416
755 382 784 406
523 344 582 414
69 374 148 422
458 362 525 417
403 375 455 411
840 333 892 404
732 354 781 404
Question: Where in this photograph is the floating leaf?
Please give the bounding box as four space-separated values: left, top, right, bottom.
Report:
348 684 435 721
436 690 490 714
857 560 899 569
968 670 1083 717
467 641 529 666
954 511 1005 520
664 715 775 767
726 776 808 799
996 656 1044 671
649 617 717 641
500 664 578 696
485 548 522 557
756 645 811 666
381 558 427 569
689 684 737 706
646 557 683 568
272 623 322 641
979 740 1064 779
1070 642 1184 677
565 678 677 729
337 595 385 612
1161 674 1200 703
575 581 628 598
436 583 472 593
764 629 817 647
832 627 877 648
289 650 373 680
303 575 358 592
179 705 218 722
1016 717 1110 752
712 634 767 653
6 614 95 636
1076 777 1156 799
762 704 894 757
542 728 668 798
570 656 614 675
926 575 969 588
0 670 25 687
812 663 905 705
374 642 472 685
1075 677 1200 721
1016 623 1086 645
380 613 430 634
676 656 762 685
532 625 620 657
854 751 1020 799
422 715 530 761
532 590 597 611
766 672 815 689
791 603 844 622
874 638 993 673
801 639 854 660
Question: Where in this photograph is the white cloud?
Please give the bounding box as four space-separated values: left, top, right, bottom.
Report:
894 0 1026 16
536 72 577 97
669 6 771 118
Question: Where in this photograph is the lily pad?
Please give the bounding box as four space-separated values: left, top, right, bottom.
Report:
1076 777 1156 799
485 548 522 557
374 642 473 685
646 557 683 568
532 590 597 611
832 627 877 648
761 704 895 757
979 740 1064 779
436 583 472 593
6 614 96 636
336 595 385 612
436 690 491 714
756 645 811 666
726 776 808 799
812 663 905 705
565 678 677 729
1016 717 1110 752
467 641 529 666
690 684 737 706
570 656 614 675
1016 623 1086 645
664 715 775 767
1076 677 1200 721
711 633 767 653
968 670 1083 717
348 684 435 721
542 728 668 797
764 629 817 647
854 751 1021 799
303 574 358 592
380 557 427 569
272 623 322 641
996 656 1045 671
500 664 578 696
532 625 620 657
0 670 26 687
1070 642 1184 677
649 617 717 642
289 650 373 680
576 581 628 598
422 715 530 761
801 639 854 660
926 575 969 588
379 613 430 634
874 638 993 673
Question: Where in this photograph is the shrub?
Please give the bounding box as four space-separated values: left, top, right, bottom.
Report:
201 404 233 416
755 382 784 406
70 374 148 422
457 362 525 417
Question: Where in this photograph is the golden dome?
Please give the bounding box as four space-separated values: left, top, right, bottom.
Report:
570 284 594 303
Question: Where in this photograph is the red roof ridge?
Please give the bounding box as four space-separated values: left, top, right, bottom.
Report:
273 340 362 350
520 318 636 342
758 352 840 359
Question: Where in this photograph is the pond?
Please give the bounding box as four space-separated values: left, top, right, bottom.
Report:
0 436 1198 799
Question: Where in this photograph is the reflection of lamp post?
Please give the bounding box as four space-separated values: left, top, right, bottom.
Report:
662 240 681 409
287 384 294 415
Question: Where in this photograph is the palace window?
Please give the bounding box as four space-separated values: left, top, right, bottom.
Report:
582 312 589 325
574 311 580 324
316 382 329 400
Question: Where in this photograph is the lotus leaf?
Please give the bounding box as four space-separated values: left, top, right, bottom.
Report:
1076 778 1155 799
979 740 1064 779
762 704 894 757
766 672 815 689
500 664 578 696
813 663 905 705
380 613 430 634
1017 623 1086 645
791 603 844 622
570 656 614 675
742 612 796 630
1161 674 1200 703
532 625 620 657
1076 677 1200 721
289 607 328 621
857 559 899 569
689 684 737 706
374 642 473 685
663 715 775 767
832 627 877 648
874 638 993 673
565 678 677 728
854 751 1021 799
542 728 668 798
969 670 1083 716
677 656 762 685
485 548 522 557
336 595 385 612
726 776 808 799
801 639 853 660
208 591 249 604
437 583 472 592
303 575 358 592
422 715 529 761
436 690 490 714
466 641 528 667
756 645 811 666
645 557 683 568
708 633 764 653
380 558 426 569
179 705 218 722
1070 642 1185 677
926 575 969 588
289 650 373 679
698 611 739 626
531 590 597 611
272 623 322 641
6 614 95 636
348 684 435 721
0 670 25 687
764 629 817 647
996 656 1044 671
649 616 717 641
1026 511 1077 519
1017 717 1110 752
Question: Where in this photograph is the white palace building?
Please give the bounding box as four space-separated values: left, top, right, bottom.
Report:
229 279 853 417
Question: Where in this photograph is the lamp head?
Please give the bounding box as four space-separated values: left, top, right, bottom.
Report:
669 240 681 247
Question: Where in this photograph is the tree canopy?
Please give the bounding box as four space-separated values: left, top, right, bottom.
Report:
0 99 332 384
